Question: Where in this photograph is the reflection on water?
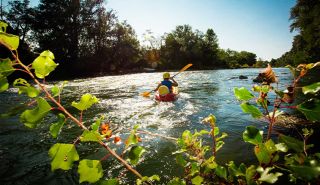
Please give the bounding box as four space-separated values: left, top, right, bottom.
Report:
0 68 293 184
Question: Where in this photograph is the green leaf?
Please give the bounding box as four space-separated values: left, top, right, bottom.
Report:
213 127 219 136
257 167 282 184
20 97 51 128
302 82 320 95
279 134 304 153
127 146 145 165
72 93 99 111
191 175 203 185
125 131 139 147
0 77 9 92
240 102 263 118
0 21 8 32
288 162 320 181
234 87 254 101
13 78 40 98
203 156 217 171
216 140 224 152
48 143 79 171
49 113 65 138
136 175 160 185
98 179 120 185
254 144 272 164
78 159 103 183
215 165 227 179
0 32 19 50
245 165 257 185
216 132 228 141
167 177 186 185
51 85 60 97
80 130 102 142
32 51 58 79
297 99 320 122
40 50 55 59
91 118 102 132
227 161 246 177
190 162 200 176
243 126 263 145
176 154 187 167
0 58 15 77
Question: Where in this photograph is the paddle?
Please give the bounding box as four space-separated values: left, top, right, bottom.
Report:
141 63 193 97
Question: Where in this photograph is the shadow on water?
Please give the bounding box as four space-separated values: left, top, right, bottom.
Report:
0 68 302 184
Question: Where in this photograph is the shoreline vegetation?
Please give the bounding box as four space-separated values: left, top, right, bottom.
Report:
2 0 318 81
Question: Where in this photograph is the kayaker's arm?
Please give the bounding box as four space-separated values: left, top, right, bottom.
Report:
170 77 178 86
154 83 161 92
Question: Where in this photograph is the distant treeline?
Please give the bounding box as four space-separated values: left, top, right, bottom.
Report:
1 0 319 79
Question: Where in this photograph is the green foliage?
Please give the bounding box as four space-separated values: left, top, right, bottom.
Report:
0 58 15 77
279 135 304 153
80 130 102 142
98 179 120 185
32 50 58 79
13 78 40 97
191 175 203 185
240 102 263 118
243 126 263 145
297 99 320 122
167 177 186 185
78 159 103 183
0 31 19 50
257 167 282 184
234 87 254 101
20 97 51 128
0 77 9 92
48 143 79 171
302 82 320 94
127 146 145 165
72 93 99 111
49 113 66 138
136 175 160 185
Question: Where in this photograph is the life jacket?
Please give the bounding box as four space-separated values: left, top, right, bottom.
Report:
161 80 173 92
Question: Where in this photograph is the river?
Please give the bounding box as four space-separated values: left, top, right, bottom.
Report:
0 68 293 184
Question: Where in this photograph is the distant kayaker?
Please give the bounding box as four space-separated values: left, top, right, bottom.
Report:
154 72 178 95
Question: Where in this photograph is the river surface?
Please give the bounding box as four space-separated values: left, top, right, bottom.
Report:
0 68 293 184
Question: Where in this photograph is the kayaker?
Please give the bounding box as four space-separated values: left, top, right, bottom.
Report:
154 72 178 94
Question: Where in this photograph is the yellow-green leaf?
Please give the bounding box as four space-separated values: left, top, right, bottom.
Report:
302 82 320 95
80 130 102 142
0 32 19 50
128 146 145 165
20 97 51 128
191 175 203 185
48 143 79 171
78 159 103 183
0 58 15 77
0 77 9 92
71 93 99 111
32 51 58 79
13 78 40 98
0 21 8 32
49 113 65 138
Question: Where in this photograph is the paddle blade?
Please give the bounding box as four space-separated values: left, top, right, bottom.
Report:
141 91 151 97
179 63 193 72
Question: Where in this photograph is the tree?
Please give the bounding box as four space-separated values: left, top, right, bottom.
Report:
276 0 320 66
5 0 35 45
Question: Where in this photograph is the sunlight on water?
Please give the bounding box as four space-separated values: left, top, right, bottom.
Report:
0 68 293 184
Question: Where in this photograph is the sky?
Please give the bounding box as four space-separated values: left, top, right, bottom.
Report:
106 0 297 60
2 0 297 60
